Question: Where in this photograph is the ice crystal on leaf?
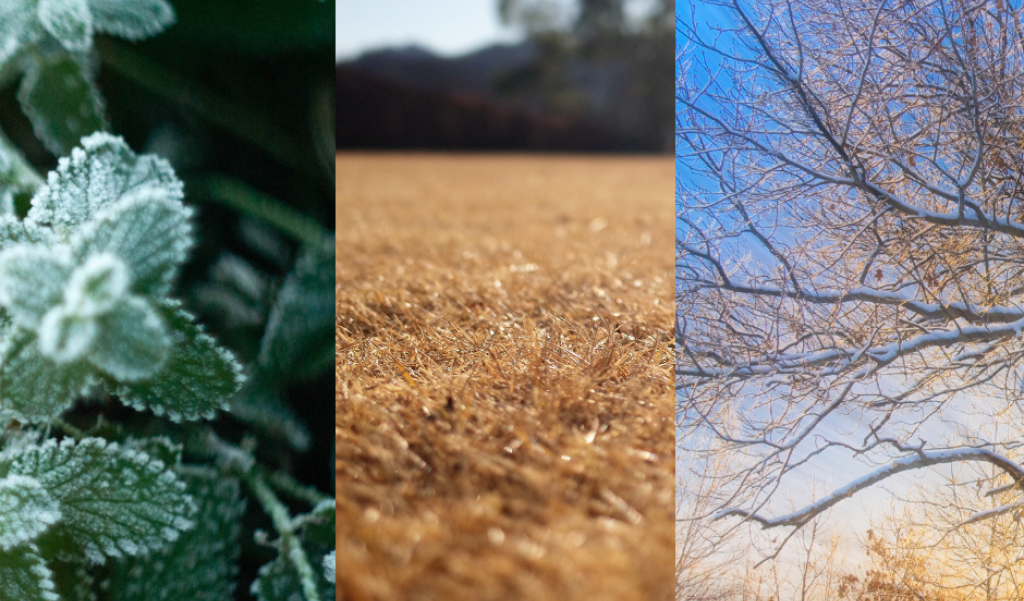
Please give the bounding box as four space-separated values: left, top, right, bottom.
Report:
108 466 246 601
0 437 194 600
29 133 183 237
0 475 60 551
38 0 93 52
1 437 196 564
0 545 59 601
0 133 241 424
322 551 335 584
0 0 174 153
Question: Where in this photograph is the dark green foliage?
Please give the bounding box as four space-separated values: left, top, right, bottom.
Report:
0 0 335 598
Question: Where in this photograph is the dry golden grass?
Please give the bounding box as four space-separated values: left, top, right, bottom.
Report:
337 153 674 601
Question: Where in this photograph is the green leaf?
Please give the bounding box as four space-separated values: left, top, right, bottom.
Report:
38 0 93 52
123 436 182 469
0 3 38 71
251 499 335 601
5 437 196 563
113 301 243 421
259 241 333 379
91 297 170 381
0 245 71 329
0 217 54 249
322 551 334 585
0 544 59 601
0 475 60 550
18 54 106 156
28 133 182 235
72 188 193 296
108 466 245 601
0 332 92 423
61 253 130 319
89 0 175 40
37 306 98 363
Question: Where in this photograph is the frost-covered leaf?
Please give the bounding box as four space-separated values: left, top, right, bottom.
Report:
251 499 335 601
73 189 193 296
18 54 105 156
38 0 93 52
28 133 182 235
123 436 182 469
108 466 245 601
113 301 243 421
91 297 169 380
89 0 175 40
0 475 60 550
322 551 335 585
62 253 130 318
0 332 93 423
38 306 98 362
259 240 333 379
0 544 59 601
5 438 195 564
0 217 54 249
0 245 71 329
0 3 39 71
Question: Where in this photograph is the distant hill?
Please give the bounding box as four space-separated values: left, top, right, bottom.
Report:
336 65 644 151
346 43 538 98
336 42 655 152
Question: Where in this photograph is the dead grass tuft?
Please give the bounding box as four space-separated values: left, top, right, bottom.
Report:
337 153 674 601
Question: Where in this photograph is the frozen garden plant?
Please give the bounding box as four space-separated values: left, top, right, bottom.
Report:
0 0 337 599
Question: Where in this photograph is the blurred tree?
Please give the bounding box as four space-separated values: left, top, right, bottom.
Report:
497 0 672 151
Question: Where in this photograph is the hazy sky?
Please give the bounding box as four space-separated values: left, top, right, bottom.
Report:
337 0 523 61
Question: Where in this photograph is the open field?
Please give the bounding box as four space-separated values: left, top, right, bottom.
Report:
337 153 674 601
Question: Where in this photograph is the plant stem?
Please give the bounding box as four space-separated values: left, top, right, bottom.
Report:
190 175 329 247
95 39 304 171
52 418 86 440
246 472 322 601
261 466 330 506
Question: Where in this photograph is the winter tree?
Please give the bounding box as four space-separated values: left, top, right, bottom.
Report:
677 0 1024 560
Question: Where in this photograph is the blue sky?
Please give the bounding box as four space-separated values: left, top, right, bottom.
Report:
336 0 524 61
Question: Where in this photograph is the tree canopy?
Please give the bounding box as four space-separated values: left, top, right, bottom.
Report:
677 0 1024 558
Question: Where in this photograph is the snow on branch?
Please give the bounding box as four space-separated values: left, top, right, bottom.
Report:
716 449 1024 529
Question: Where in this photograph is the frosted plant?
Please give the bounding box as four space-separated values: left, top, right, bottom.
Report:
0 0 335 598
0 0 175 154
0 437 194 597
0 133 241 424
